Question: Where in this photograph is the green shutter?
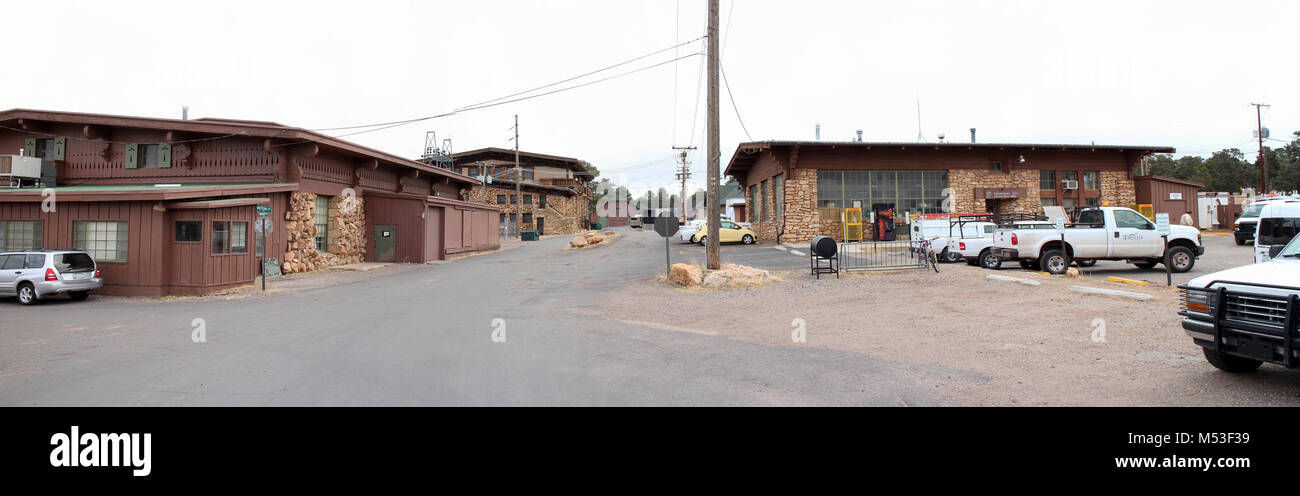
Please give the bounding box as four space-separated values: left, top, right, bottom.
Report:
23 139 36 157
158 143 172 168
124 143 139 169
52 137 66 161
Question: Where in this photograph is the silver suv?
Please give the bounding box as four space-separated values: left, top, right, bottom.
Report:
0 250 103 305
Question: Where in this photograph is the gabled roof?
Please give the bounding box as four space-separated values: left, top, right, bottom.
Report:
452 147 587 172
0 108 480 186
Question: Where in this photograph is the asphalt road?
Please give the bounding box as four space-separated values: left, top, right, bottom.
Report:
0 227 980 406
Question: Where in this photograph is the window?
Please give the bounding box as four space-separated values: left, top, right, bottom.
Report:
314 195 330 252
816 169 950 222
1083 171 1100 191
990 161 1003 173
1041 198 1058 207
496 195 507 205
1061 171 1078 185
1 255 21 270
522 167 534 181
73 221 128 262
523 213 533 225
523 195 533 205
0 220 43 251
1085 197 1100 207
540 195 548 209
231 221 248 254
1077 209 1105 226
255 220 266 257
510 195 518 205
24 254 45 269
1040 171 1056 190
774 174 785 220
23 137 65 161
175 221 202 242
212 222 229 254
124 143 172 169
760 179 769 221
1114 209 1153 230
1259 218 1300 246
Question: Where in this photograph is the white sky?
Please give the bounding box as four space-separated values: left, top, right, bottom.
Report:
5 0 1298 194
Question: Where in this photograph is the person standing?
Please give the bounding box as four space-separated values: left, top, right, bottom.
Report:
1180 210 1196 227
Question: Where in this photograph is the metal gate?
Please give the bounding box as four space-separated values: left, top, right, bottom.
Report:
838 240 929 271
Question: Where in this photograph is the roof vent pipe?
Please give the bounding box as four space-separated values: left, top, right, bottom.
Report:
970 128 976 143
815 124 821 141
856 130 863 142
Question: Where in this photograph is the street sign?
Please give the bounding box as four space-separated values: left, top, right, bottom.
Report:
1055 217 1066 234
1155 213 1171 236
257 205 272 218
654 216 680 238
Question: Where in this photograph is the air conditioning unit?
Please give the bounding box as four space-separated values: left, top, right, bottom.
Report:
0 155 42 179
1062 180 1080 190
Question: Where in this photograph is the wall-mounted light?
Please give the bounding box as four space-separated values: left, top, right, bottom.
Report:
1017 155 1027 164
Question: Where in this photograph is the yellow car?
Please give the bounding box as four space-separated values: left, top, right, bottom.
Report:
691 221 758 245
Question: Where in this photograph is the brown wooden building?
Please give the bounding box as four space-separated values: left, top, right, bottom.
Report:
0 109 498 296
452 148 592 236
1134 175 1204 223
725 140 1175 242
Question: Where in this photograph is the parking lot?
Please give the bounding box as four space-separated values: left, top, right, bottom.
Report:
659 228 1246 285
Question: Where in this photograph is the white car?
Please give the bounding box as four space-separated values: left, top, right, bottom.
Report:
1180 233 1300 373
993 206 1203 275
678 220 704 243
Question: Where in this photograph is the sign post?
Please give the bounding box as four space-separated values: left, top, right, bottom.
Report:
257 205 272 291
654 216 681 279
1156 213 1172 286
1055 217 1069 269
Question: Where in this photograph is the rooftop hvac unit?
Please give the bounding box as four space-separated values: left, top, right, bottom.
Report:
1062 179 1080 190
0 155 43 179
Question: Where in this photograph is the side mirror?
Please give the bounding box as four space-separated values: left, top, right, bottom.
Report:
1270 244 1286 259
1234 212 1242 218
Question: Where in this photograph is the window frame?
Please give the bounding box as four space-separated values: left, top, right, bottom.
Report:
175 220 203 243
73 220 128 263
314 195 331 253
1082 171 1101 191
231 221 249 255
0 220 43 251
496 195 507 205
1039 171 1056 191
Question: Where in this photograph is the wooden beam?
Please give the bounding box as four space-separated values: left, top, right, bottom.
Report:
82 125 109 140
17 119 46 132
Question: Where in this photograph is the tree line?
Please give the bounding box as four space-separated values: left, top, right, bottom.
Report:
1145 131 1300 193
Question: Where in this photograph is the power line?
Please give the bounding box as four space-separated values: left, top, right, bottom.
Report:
720 63 753 142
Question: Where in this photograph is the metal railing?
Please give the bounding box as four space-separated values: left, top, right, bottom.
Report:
838 240 930 272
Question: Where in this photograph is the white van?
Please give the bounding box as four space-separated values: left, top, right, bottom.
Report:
1254 202 1300 263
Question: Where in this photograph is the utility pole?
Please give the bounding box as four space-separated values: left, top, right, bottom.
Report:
1252 103 1271 194
705 0 721 270
673 146 696 224
514 114 523 239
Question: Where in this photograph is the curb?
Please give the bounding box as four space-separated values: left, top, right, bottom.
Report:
1070 285 1152 301
1106 276 1152 287
987 274 1042 287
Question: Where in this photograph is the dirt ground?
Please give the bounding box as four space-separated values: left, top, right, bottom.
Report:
599 262 1300 406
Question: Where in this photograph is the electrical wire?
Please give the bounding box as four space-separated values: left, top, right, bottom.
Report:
720 63 754 142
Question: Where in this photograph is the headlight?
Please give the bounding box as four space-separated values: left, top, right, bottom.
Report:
1182 287 1217 315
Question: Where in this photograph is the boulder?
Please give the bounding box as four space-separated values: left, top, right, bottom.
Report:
585 234 605 245
570 236 589 248
1066 267 1082 277
668 264 704 286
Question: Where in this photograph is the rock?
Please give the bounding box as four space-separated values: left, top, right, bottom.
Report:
585 234 605 245
668 264 704 286
570 236 589 248
702 264 772 289
604 231 616 236
1066 267 1081 277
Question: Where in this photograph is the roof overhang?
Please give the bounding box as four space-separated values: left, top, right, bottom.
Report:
0 183 298 202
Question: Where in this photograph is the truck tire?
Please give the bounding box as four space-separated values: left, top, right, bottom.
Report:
1166 246 1196 273
980 249 1002 270
1133 261 1158 270
942 249 963 264
1235 237 1247 246
1039 250 1070 275
1203 348 1262 374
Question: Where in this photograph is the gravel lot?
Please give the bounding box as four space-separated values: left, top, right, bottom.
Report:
601 233 1300 406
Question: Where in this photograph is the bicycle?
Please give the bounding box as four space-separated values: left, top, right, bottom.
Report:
913 237 942 273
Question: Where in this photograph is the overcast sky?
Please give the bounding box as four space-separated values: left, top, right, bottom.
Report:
5 1 1298 193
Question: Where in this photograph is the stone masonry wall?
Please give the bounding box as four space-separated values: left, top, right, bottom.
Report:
759 168 841 243
464 185 589 236
948 169 1043 215
1100 170 1136 207
281 192 366 274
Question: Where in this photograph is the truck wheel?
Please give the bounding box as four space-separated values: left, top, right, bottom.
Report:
1133 261 1158 270
1166 246 1196 273
1075 259 1097 268
1203 348 1262 374
1040 250 1070 275
942 249 963 264
1235 237 1246 246
980 249 1002 270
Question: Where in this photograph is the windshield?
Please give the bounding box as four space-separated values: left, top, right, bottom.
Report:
1279 233 1300 258
1258 218 1300 246
55 253 95 273
1242 204 1268 218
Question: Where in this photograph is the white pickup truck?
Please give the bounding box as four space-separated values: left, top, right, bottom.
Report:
992 206 1204 275
1180 234 1300 373
954 220 1057 269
